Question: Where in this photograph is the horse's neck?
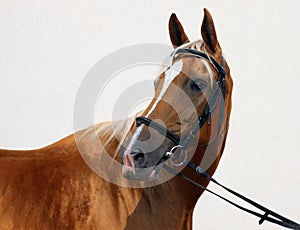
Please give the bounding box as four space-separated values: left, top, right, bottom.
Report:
72 121 144 228
125 179 201 230
75 119 134 184
79 118 226 229
77 120 198 229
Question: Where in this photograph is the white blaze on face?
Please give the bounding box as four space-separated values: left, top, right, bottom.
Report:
124 125 144 155
145 60 183 117
124 61 183 156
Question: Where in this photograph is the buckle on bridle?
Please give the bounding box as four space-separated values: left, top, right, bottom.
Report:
164 145 188 167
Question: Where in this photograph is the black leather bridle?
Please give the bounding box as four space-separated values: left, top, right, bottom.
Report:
133 47 300 229
136 48 227 152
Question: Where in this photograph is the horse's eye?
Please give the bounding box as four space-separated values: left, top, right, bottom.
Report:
190 79 207 91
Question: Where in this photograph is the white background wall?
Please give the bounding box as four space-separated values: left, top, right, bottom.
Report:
1 0 300 229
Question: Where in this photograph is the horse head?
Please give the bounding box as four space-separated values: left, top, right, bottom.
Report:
121 9 232 182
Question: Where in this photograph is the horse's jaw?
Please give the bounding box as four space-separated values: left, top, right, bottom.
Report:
121 154 161 181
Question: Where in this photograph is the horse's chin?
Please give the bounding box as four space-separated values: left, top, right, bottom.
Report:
122 166 159 181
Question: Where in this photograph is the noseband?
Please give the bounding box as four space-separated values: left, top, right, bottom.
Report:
135 47 227 156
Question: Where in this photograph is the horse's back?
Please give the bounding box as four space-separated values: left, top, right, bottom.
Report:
0 135 94 229
0 148 45 184
0 118 157 230
0 125 138 230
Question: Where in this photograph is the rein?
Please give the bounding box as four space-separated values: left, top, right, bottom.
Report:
163 163 300 230
134 47 300 229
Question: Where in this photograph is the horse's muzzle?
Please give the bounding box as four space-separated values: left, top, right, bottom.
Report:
121 147 162 181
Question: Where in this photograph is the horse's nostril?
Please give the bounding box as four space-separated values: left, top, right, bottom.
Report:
134 153 146 166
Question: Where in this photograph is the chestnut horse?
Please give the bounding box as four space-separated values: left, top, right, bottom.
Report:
0 9 232 230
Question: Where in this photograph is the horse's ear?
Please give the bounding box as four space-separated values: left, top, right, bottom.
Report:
201 8 221 54
169 13 189 48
